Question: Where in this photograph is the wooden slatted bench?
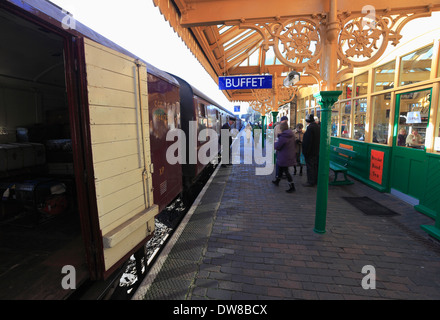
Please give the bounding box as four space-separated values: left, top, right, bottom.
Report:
329 146 357 185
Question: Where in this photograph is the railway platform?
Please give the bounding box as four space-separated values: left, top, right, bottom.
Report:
133 137 440 300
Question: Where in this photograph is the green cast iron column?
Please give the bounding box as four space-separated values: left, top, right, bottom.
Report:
261 115 266 149
313 91 342 234
271 111 279 127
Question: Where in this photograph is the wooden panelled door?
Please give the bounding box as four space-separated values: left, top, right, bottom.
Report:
390 88 432 202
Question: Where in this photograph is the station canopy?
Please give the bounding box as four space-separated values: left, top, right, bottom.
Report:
153 0 440 103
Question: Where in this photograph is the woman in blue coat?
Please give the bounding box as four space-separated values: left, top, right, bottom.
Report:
272 122 297 193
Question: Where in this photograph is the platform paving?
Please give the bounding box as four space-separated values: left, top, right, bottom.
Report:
133 136 440 300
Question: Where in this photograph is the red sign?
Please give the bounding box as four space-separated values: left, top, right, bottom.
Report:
370 150 384 185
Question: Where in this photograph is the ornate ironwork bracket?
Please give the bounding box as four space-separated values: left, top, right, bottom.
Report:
250 82 299 114
238 5 435 87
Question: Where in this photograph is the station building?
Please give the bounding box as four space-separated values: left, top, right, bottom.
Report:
294 14 440 230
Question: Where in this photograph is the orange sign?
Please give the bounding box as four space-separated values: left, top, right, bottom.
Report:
338 143 353 157
370 150 384 184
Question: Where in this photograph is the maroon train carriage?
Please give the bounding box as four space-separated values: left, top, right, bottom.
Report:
146 69 236 214
170 74 236 189
147 64 182 214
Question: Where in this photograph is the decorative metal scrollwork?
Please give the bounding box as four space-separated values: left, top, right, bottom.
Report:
338 9 433 69
250 84 299 113
272 18 322 68
238 7 434 87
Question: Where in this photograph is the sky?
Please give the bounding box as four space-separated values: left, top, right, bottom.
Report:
48 0 238 114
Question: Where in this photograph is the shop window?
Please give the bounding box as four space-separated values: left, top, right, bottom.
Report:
371 94 391 144
374 60 395 92
305 96 310 109
341 79 353 100
298 98 305 110
354 72 368 96
341 101 351 138
396 89 431 149
331 102 339 137
297 108 305 125
435 96 440 153
354 98 367 141
400 44 433 86
310 96 316 109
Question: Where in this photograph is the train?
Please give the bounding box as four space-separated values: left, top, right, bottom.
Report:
0 0 239 299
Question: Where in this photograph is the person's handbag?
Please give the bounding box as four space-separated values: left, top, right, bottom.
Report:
300 153 306 165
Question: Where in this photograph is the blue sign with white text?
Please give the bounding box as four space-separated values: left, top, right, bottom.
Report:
234 105 240 113
219 75 272 90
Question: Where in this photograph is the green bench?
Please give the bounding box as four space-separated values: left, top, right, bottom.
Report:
329 146 357 185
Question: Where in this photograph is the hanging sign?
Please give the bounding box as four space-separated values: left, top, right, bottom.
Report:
406 111 421 124
369 149 384 185
219 75 272 90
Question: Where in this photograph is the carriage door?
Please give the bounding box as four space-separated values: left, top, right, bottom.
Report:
390 88 431 203
79 37 157 278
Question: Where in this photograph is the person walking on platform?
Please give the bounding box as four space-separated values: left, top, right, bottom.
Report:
253 122 261 147
272 121 296 193
244 123 252 144
273 116 288 180
220 118 235 167
302 114 320 187
293 123 304 176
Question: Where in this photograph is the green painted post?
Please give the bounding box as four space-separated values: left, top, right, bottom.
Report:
261 115 266 149
313 91 342 234
271 111 279 127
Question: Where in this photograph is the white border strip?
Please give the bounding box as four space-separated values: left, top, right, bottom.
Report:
131 162 223 300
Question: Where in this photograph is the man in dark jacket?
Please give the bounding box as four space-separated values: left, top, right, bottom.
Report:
302 114 320 187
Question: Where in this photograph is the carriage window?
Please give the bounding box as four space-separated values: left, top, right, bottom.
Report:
198 103 206 118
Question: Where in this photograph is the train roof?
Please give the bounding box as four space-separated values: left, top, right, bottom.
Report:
6 0 178 86
168 73 234 116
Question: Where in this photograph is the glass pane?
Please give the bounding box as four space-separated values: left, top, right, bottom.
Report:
374 60 395 92
341 101 351 138
354 72 368 96
341 79 352 100
396 89 431 149
354 98 367 140
371 94 391 144
249 50 259 66
298 98 305 110
435 97 440 153
400 45 433 86
265 47 276 65
331 103 339 137
298 108 305 124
